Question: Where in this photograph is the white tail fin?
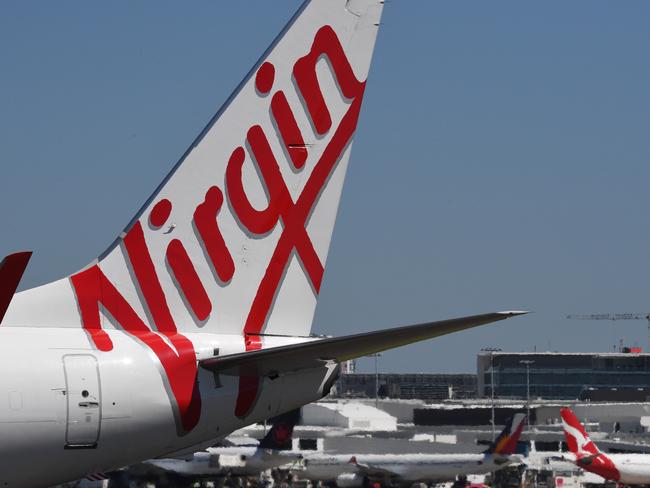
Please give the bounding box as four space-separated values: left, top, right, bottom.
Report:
4 0 384 341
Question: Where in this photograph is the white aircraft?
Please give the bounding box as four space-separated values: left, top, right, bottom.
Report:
140 409 302 483
296 414 527 486
0 1 525 487
561 407 650 485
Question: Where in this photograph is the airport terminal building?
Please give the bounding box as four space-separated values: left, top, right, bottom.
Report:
336 350 650 402
477 351 650 401
334 373 477 401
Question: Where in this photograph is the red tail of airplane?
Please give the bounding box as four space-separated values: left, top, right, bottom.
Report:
560 408 620 481
0 251 31 324
560 408 600 457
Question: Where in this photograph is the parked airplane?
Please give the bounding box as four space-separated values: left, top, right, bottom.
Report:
561 407 650 485
55 481 108 488
141 409 302 483
0 1 525 486
296 414 527 486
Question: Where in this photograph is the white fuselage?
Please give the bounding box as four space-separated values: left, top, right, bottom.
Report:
0 327 333 488
607 453 650 485
149 446 301 477
299 453 518 484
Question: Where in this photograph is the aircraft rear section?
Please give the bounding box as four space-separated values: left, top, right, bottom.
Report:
2 0 635 481
0 329 335 488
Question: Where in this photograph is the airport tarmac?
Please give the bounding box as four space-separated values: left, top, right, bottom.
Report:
55 397 650 488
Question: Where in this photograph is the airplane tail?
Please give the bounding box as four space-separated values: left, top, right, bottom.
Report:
4 0 384 341
0 252 31 324
560 408 601 457
484 414 526 456
258 408 301 451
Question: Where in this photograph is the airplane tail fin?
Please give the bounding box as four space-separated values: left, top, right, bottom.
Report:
258 408 301 451
0 252 31 324
4 0 384 340
485 413 526 456
560 408 601 457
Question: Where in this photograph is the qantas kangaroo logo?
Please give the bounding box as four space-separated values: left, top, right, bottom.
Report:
561 409 599 456
69 25 367 434
563 422 598 455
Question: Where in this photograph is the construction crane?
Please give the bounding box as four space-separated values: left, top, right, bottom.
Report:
566 313 650 351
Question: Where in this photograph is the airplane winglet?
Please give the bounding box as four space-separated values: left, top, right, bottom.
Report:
498 311 529 317
0 251 32 324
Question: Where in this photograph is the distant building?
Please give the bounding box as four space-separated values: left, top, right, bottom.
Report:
414 403 533 426
335 373 477 401
478 351 650 400
340 360 356 374
302 402 397 431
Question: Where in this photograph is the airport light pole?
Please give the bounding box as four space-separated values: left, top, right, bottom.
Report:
520 360 535 428
372 353 381 407
491 355 495 440
482 347 501 441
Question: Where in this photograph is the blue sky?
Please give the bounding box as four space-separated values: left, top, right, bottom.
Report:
1 1 649 373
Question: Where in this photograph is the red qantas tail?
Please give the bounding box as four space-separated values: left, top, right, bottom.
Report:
560 408 600 457
560 408 622 481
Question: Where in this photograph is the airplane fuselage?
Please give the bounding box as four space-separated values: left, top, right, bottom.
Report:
149 447 301 477
300 453 518 485
0 327 333 487
595 453 650 485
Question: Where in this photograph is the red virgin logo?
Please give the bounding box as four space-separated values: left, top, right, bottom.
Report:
70 25 367 432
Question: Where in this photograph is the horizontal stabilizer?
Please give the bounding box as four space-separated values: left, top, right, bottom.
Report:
200 311 526 376
0 251 32 324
